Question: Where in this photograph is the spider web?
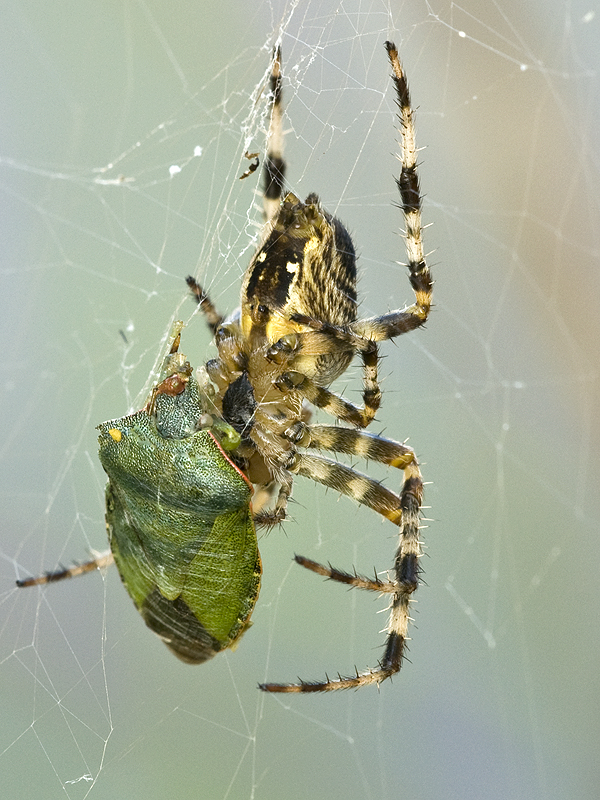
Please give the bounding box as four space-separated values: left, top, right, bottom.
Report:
2 1 599 798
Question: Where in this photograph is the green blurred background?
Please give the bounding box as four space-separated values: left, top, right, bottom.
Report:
2 1 599 798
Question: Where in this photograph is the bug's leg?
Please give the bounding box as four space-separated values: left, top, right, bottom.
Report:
262 45 286 223
259 450 423 692
16 550 114 588
239 151 260 180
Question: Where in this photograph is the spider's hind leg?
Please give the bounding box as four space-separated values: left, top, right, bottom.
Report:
259 446 423 692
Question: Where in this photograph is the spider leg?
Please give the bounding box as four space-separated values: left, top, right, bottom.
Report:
259 449 422 692
255 421 416 533
280 42 432 403
305 424 416 467
275 363 380 428
269 323 380 426
357 41 433 339
262 45 286 223
185 276 226 334
252 473 293 528
186 46 286 334
359 343 381 425
16 550 114 588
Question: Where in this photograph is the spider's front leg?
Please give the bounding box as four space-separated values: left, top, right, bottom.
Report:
262 45 286 223
268 324 382 428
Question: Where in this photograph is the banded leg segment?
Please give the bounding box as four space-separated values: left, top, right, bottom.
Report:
384 41 432 332
275 370 376 429
340 44 432 343
269 322 382 427
262 46 286 222
305 424 418 470
186 276 225 334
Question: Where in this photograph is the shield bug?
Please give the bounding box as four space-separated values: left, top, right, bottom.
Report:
20 324 262 664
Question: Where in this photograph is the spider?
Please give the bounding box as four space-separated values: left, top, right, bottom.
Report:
185 41 432 691
18 42 432 693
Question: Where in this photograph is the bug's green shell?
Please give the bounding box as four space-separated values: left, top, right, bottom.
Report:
97 374 261 664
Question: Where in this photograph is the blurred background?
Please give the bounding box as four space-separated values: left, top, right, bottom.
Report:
1 1 599 798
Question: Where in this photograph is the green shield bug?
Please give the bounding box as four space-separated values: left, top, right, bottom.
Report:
19 323 262 664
